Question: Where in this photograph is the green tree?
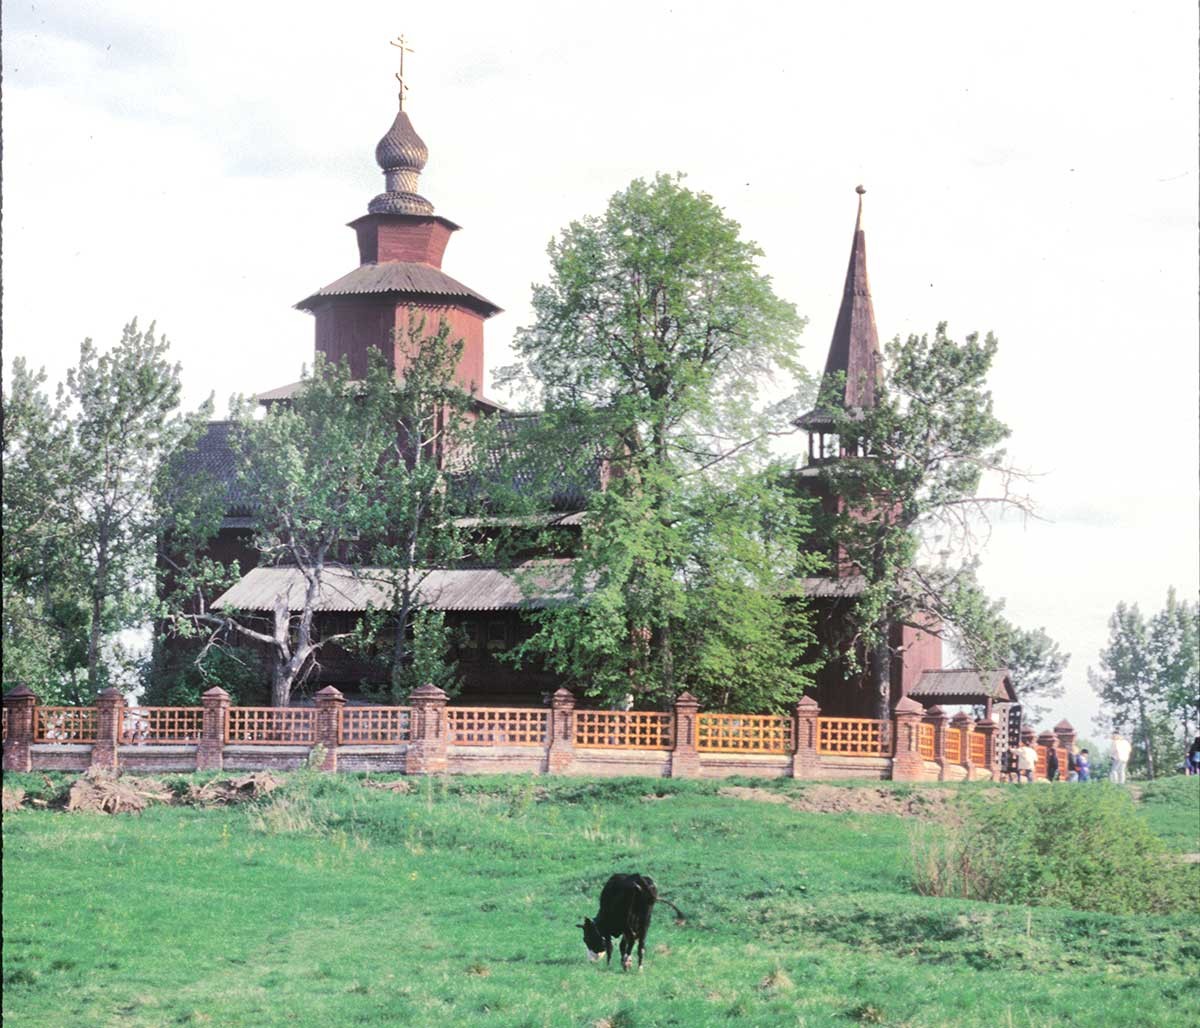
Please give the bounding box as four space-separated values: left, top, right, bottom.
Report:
1089 602 1162 777
945 580 1068 723
169 323 489 706
498 173 819 709
3 324 211 699
357 316 491 700
1 361 89 700
1149 588 1199 745
1091 590 1200 777
819 325 1032 721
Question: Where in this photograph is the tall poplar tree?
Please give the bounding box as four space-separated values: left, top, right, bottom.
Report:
3 323 211 697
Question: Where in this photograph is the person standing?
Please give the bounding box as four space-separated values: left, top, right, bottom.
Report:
1109 732 1132 784
1067 744 1079 782
1187 735 1200 776
1075 748 1091 782
1016 741 1037 784
1046 745 1060 782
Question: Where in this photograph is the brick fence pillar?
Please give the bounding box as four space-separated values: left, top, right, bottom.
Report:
791 695 821 779
1053 719 1076 755
91 687 125 771
197 686 230 771
670 691 701 778
314 686 345 772
3 684 38 772
407 684 448 775
974 717 998 776
546 688 576 774
951 711 973 777
891 696 925 781
925 705 950 781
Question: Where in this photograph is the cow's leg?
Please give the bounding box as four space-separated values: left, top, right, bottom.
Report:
604 937 613 966
636 931 646 970
620 934 633 971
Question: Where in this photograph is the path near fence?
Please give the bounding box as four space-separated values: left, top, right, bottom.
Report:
3 684 1076 783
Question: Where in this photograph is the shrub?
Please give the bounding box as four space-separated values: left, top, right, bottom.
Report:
911 784 1198 915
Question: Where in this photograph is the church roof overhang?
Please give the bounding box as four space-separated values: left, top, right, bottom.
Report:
212 561 584 613
347 212 462 233
295 261 502 318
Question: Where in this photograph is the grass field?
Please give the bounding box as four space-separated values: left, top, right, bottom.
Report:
3 773 1198 1027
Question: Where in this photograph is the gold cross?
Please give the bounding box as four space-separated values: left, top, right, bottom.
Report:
390 35 414 110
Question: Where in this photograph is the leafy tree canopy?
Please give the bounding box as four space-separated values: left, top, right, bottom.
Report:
498 174 820 709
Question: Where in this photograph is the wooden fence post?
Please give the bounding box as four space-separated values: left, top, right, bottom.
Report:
407 684 448 775
670 692 700 778
91 688 125 772
791 696 820 779
314 686 345 772
3 685 38 772
891 696 925 781
197 686 230 771
925 705 949 781
546 688 576 774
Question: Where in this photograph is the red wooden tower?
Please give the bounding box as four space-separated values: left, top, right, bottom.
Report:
289 85 502 404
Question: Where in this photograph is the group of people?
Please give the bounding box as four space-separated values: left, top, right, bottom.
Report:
1006 731 1136 783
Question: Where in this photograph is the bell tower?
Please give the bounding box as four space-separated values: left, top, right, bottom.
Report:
294 43 501 398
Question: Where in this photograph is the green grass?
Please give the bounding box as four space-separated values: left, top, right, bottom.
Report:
3 773 1198 1027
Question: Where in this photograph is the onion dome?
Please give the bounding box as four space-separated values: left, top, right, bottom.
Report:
368 107 434 216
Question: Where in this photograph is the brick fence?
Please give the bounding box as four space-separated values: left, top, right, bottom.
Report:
4 684 1073 782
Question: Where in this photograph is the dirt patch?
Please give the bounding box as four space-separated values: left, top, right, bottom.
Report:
2 787 26 812
65 769 174 814
186 772 281 806
718 784 960 820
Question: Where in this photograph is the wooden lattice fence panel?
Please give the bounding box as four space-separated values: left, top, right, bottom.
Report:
918 722 936 760
697 713 793 753
574 710 673 749
35 707 98 743
944 728 962 763
121 707 204 744
817 717 889 756
225 707 315 745
447 707 547 746
338 707 411 744
969 731 987 765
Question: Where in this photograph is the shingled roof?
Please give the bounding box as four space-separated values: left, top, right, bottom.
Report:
909 668 1016 704
174 421 253 518
796 187 882 429
294 262 501 318
213 561 581 613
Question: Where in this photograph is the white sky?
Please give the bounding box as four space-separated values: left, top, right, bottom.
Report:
3 1 1197 738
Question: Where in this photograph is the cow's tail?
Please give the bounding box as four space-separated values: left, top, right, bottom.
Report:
657 896 687 924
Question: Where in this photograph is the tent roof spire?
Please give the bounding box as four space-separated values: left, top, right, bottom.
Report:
797 186 882 427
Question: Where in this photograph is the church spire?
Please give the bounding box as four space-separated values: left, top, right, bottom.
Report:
368 36 434 216
821 185 881 410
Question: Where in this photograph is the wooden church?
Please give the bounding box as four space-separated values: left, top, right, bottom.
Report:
177 72 1015 718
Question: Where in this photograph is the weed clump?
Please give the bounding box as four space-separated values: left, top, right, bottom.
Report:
911 784 1198 914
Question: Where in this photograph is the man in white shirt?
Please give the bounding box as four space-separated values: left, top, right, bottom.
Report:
1015 741 1037 784
1109 732 1132 784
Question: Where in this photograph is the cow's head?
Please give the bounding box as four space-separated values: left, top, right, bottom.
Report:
577 917 605 961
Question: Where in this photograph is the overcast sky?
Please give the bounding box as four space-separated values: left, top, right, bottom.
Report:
3 1 1197 739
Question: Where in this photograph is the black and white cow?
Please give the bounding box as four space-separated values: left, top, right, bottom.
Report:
578 873 684 971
